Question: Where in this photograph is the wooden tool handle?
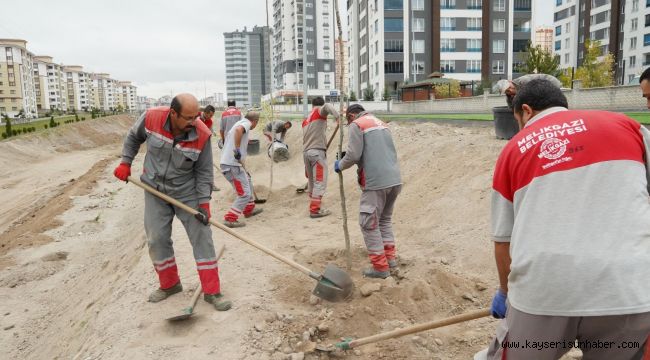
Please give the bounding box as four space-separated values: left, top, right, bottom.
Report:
349 308 491 348
127 177 316 277
326 123 340 150
187 245 226 309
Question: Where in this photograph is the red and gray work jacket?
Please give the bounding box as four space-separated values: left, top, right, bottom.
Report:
338 111 401 191
302 103 339 151
220 107 242 137
121 106 214 203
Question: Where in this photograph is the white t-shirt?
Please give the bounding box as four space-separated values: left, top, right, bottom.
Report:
220 118 251 167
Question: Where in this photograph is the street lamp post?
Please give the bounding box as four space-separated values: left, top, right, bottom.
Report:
302 0 309 117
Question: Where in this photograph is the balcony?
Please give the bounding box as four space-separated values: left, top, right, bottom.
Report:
441 48 456 52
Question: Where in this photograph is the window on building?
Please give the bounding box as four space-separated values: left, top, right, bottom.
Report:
384 61 404 73
385 0 403 10
556 26 562 36
412 0 424 10
631 36 638 49
441 0 456 9
630 56 637 68
565 38 570 49
324 74 331 84
493 40 506 53
441 39 456 51
385 18 404 32
412 40 425 53
494 0 505 11
413 18 425 32
467 39 481 51
492 60 505 74
566 23 571 33
413 61 425 74
468 0 482 10
375 61 379 75
556 0 562 5
494 19 506 32
632 18 639 31
385 39 404 52
466 60 481 73
644 33 650 46
440 60 456 73
633 0 639 12
441 18 456 31
467 18 482 30
555 40 561 50
514 39 528 52
565 53 570 64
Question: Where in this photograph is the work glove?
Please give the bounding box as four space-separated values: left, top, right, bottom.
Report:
218 139 224 149
334 160 341 173
233 147 242 161
113 162 131 182
337 151 346 160
194 203 211 225
490 289 508 319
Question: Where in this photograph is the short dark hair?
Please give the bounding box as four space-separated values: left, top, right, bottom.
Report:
227 99 236 107
312 97 325 107
641 67 650 84
204 105 215 113
347 104 365 114
512 79 568 114
170 96 182 113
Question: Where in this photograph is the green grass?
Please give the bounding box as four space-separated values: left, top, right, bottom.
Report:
284 111 650 124
383 113 494 121
623 112 650 124
0 113 99 138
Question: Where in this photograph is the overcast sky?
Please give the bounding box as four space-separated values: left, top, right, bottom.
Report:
0 0 552 99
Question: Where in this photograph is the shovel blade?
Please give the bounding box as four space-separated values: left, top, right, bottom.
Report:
312 264 354 302
166 307 194 321
254 199 267 204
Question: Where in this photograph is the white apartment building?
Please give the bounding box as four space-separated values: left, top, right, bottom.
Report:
0 39 38 118
118 81 137 110
622 0 650 83
553 0 579 69
268 0 336 99
63 66 93 111
33 56 54 112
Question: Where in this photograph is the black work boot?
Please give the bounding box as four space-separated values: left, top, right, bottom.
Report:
148 282 183 303
204 293 233 311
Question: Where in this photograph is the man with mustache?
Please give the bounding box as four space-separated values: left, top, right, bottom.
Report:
113 93 231 311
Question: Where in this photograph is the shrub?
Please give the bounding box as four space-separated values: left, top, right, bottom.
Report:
4 118 11 138
44 124 48 129
75 114 79 121
12 130 17 136
81 117 86 120
1 133 6 139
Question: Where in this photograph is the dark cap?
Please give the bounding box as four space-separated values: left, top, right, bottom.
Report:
346 104 365 114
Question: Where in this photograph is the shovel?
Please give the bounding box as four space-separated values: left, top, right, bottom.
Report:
317 308 491 351
127 176 354 302
296 123 340 194
165 245 226 321
214 163 267 204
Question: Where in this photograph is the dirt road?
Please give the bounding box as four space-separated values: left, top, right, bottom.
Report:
0 116 580 359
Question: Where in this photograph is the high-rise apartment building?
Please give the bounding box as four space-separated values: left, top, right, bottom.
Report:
268 0 336 98
535 26 555 53
621 0 650 83
63 66 94 111
0 39 38 118
334 39 349 93
553 0 624 82
224 26 272 107
347 0 533 99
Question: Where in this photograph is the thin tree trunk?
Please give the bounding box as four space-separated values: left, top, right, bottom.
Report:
333 0 352 270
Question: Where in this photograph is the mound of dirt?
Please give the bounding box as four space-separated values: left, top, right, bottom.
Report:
3 118 584 360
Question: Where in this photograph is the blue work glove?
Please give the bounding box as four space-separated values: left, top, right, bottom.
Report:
233 147 241 160
334 160 341 173
491 289 508 319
